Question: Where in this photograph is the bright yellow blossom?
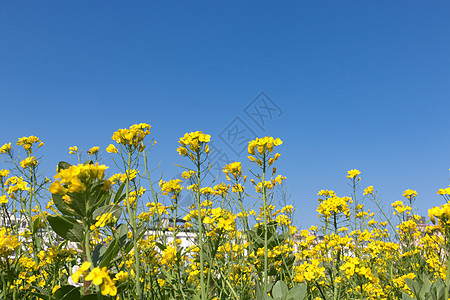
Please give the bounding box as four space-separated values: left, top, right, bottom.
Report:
363 185 374 195
402 189 418 199
87 146 99 155
346 169 361 179
112 123 151 148
0 143 12 154
69 146 78 154
105 144 118 154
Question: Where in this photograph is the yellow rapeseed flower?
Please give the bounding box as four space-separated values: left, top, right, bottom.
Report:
49 163 109 195
363 186 374 195
402 189 418 199
20 156 38 169
159 179 183 198
0 143 12 154
0 169 9 178
177 131 211 158
106 144 118 154
346 169 361 179
68 146 78 154
17 136 43 152
87 146 99 155
112 123 151 148
0 228 20 257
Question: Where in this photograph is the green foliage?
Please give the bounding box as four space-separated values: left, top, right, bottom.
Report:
404 273 448 300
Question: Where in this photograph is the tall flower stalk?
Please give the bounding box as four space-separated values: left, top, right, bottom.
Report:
177 131 211 300
247 136 283 295
109 123 152 299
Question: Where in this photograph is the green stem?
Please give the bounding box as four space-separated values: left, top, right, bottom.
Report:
124 150 142 299
142 147 168 247
84 224 93 266
262 152 268 296
445 230 450 300
28 167 39 263
196 151 206 300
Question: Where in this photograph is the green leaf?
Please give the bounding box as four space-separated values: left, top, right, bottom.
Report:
67 192 88 218
32 217 41 234
80 295 101 300
57 161 72 172
402 293 414 300
287 284 307 300
91 243 106 267
47 215 84 243
52 193 79 217
30 292 50 300
272 280 288 299
256 281 275 300
420 275 432 299
436 285 446 300
89 181 110 211
92 205 122 223
405 278 420 297
112 181 126 205
99 237 120 268
53 285 81 300
161 267 175 284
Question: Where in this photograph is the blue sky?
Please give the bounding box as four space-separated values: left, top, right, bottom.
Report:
1 1 449 228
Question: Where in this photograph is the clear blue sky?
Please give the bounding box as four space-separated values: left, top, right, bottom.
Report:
1 1 449 228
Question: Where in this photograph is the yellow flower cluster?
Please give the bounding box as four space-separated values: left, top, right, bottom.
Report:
317 195 351 219
111 123 151 148
114 271 128 282
429 203 450 225
391 200 412 215
231 183 245 193
393 273 416 294
68 146 78 154
159 179 183 198
0 169 9 178
248 137 282 155
20 156 38 169
397 219 418 233
402 189 418 199
223 162 242 180
340 257 375 282
145 201 168 216
37 246 75 265
106 144 118 153
0 195 7 204
86 267 117 296
202 207 237 233
437 187 450 195
49 163 109 195
124 186 146 206
90 212 116 230
182 170 196 179
346 169 361 179
0 142 12 154
108 169 138 185
71 262 117 296
4 176 29 198
247 137 282 167
87 146 99 155
161 245 177 265
17 136 44 152
199 186 217 197
0 228 20 257
294 259 325 283
177 131 211 157
317 189 336 197
213 183 230 197
363 185 374 195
